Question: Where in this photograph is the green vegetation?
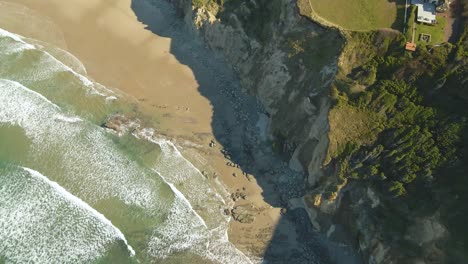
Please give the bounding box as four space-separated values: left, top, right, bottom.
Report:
286 30 343 71
415 16 447 45
327 3 468 259
192 0 468 260
192 0 221 9
405 6 447 45
297 0 404 30
405 6 417 40
326 103 384 164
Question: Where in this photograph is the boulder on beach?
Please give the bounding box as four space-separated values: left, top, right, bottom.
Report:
102 114 140 135
231 204 256 224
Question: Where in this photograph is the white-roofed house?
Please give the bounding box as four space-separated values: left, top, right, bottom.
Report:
412 0 438 24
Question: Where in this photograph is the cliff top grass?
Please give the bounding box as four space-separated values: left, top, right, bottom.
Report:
297 0 405 31
405 6 447 46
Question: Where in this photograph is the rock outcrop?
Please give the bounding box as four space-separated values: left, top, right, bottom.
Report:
170 0 342 181
102 114 140 136
231 204 257 224
163 0 454 263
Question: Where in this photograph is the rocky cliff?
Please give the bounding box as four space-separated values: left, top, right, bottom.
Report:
162 0 468 263
165 0 382 262
169 0 344 186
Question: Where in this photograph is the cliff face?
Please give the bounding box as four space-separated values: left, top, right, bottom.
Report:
169 0 343 187
166 0 368 261
161 1 466 263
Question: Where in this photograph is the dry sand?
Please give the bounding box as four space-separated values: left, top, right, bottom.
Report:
0 0 281 260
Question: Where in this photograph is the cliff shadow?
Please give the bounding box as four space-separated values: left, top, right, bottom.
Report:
130 1 361 263
391 0 409 32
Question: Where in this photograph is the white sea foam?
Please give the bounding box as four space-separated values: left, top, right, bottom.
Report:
136 131 252 263
0 79 160 209
156 169 208 229
0 28 253 263
2 79 60 110
106 95 118 102
0 27 115 98
0 27 35 49
0 166 132 263
22 167 136 256
54 114 82 123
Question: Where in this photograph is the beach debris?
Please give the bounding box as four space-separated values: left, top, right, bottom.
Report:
245 174 252 182
231 191 247 201
209 139 216 148
220 149 232 159
227 162 239 168
280 208 287 215
102 114 140 136
231 204 256 224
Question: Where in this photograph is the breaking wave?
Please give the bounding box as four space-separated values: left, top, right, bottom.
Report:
0 27 253 263
0 166 134 263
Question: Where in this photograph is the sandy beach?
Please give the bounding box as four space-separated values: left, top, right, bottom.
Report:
0 0 283 260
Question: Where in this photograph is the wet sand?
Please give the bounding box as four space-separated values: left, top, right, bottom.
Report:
0 0 282 261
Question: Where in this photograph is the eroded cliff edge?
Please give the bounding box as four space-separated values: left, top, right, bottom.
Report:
163 0 468 263
171 0 343 185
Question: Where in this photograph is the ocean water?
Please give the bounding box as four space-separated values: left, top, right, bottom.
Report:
0 28 250 264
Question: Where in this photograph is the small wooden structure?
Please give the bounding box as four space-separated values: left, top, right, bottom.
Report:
405 42 417 51
405 21 417 52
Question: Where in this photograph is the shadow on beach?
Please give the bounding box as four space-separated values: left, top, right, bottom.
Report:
130 1 362 263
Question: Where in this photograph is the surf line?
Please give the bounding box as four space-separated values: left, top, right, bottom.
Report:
0 27 115 98
0 79 60 111
153 168 208 229
22 167 136 257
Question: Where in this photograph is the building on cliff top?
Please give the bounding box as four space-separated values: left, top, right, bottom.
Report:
412 0 437 24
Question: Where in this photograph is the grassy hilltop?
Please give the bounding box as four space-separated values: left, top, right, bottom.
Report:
298 0 404 31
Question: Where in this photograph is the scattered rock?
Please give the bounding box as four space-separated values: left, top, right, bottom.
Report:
232 172 237 177
102 114 140 135
280 208 287 215
231 191 247 201
231 204 256 224
246 174 252 181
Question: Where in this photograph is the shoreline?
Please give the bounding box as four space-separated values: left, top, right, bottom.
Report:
0 1 363 262
0 0 287 261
